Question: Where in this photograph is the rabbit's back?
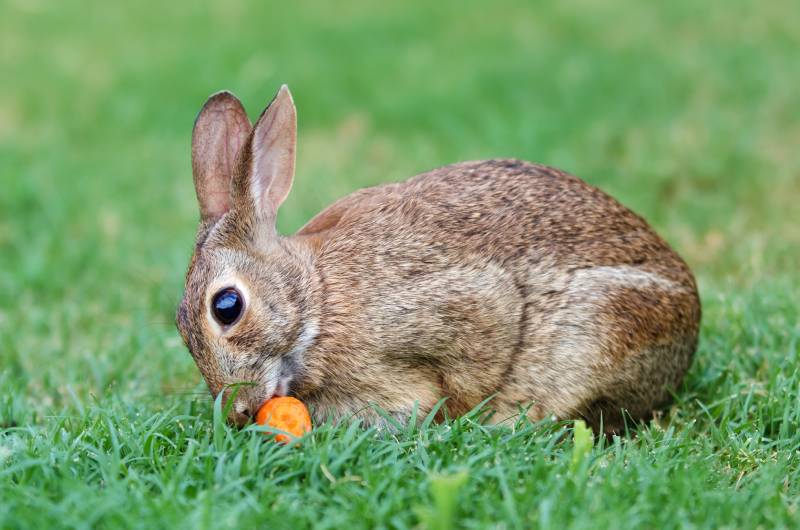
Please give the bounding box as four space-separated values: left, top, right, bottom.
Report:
304 159 700 430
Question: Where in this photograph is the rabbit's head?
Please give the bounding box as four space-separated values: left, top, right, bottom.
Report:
176 86 318 426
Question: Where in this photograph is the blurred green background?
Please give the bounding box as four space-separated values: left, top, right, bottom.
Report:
1 0 799 527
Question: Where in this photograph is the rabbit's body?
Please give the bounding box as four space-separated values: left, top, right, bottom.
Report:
293 159 699 430
177 87 700 434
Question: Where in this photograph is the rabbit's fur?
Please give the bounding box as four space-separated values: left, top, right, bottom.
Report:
176 86 700 433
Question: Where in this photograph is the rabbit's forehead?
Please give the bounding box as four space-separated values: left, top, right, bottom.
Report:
188 248 257 295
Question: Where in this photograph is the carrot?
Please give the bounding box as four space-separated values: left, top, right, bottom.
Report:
255 396 312 443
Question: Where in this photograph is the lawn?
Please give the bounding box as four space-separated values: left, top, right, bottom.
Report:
1 0 799 528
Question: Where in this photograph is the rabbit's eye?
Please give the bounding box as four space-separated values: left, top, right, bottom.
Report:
212 288 243 326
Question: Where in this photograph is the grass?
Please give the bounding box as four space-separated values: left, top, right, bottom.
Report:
1 0 799 528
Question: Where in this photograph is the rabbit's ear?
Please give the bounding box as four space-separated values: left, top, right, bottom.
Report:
191 91 251 221
235 85 296 220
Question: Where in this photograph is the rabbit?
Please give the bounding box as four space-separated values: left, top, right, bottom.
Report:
176 85 701 434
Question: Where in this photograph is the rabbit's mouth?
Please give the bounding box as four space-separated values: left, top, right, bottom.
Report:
227 355 295 426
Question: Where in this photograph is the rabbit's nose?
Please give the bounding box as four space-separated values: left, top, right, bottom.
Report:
230 401 254 427
230 410 251 428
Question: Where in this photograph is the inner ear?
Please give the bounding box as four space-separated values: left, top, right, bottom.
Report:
234 85 297 219
191 91 251 222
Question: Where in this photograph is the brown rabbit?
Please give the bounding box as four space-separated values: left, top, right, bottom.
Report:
176 85 700 434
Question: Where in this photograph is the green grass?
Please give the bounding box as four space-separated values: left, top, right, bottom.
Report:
1 0 799 528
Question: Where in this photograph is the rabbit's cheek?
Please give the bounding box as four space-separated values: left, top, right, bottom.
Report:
278 318 318 391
